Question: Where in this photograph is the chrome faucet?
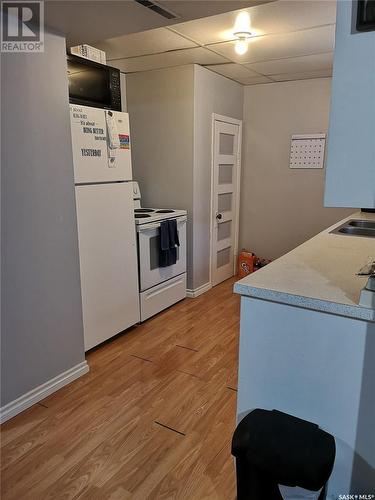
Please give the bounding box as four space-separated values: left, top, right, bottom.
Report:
359 272 375 308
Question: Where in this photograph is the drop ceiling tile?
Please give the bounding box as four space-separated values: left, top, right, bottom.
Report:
246 52 333 76
205 63 261 80
271 69 333 81
97 27 197 60
169 10 247 45
158 0 269 21
111 47 228 73
210 25 335 64
238 75 274 85
171 0 336 45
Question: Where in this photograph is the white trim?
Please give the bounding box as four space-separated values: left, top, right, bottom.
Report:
0 361 89 424
233 120 242 274
209 117 215 286
186 282 212 298
210 114 242 286
212 113 242 126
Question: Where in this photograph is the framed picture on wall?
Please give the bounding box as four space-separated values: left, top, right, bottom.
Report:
356 0 375 31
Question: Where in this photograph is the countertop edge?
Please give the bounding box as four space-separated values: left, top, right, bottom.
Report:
233 282 375 323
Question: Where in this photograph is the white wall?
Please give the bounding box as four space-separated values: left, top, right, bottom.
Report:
193 65 243 290
126 65 243 291
324 0 375 208
240 78 353 261
126 69 354 287
126 65 195 286
1 30 86 407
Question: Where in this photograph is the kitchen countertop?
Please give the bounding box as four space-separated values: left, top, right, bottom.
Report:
234 211 375 322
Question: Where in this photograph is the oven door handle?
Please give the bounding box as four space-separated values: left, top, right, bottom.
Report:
137 216 187 232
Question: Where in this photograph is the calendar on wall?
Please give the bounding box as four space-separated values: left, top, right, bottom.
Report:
289 134 326 169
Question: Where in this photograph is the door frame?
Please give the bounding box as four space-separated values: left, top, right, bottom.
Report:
209 113 242 286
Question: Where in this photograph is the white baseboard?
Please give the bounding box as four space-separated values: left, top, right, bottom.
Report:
0 361 89 424
186 282 212 298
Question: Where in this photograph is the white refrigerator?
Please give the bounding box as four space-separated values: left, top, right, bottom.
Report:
70 104 139 351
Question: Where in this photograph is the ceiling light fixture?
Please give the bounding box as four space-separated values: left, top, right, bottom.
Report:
233 11 252 55
234 39 248 55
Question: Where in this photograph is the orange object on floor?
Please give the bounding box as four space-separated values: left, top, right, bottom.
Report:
238 251 254 278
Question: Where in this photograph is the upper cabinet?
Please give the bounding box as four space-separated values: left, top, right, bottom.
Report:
324 1 375 208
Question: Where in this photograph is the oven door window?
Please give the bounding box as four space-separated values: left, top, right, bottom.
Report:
138 220 186 292
149 234 180 270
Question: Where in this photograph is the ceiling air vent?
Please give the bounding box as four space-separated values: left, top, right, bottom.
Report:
134 0 179 20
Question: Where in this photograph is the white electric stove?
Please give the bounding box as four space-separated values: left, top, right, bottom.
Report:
134 207 187 224
132 182 187 321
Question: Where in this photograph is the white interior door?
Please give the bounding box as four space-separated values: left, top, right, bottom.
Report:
211 117 241 287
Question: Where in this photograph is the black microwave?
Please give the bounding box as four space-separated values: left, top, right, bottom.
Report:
67 54 122 111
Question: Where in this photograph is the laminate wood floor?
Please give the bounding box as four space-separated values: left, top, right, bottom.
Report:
1 278 240 500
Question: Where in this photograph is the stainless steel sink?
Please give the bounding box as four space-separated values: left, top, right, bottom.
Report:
330 219 375 238
348 220 375 229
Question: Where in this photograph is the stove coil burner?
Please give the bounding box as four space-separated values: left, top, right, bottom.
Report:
135 213 151 218
135 208 155 213
156 209 175 213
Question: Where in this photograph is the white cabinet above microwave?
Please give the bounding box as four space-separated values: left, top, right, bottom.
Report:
324 1 375 209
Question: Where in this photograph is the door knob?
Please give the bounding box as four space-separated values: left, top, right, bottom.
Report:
216 213 223 221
